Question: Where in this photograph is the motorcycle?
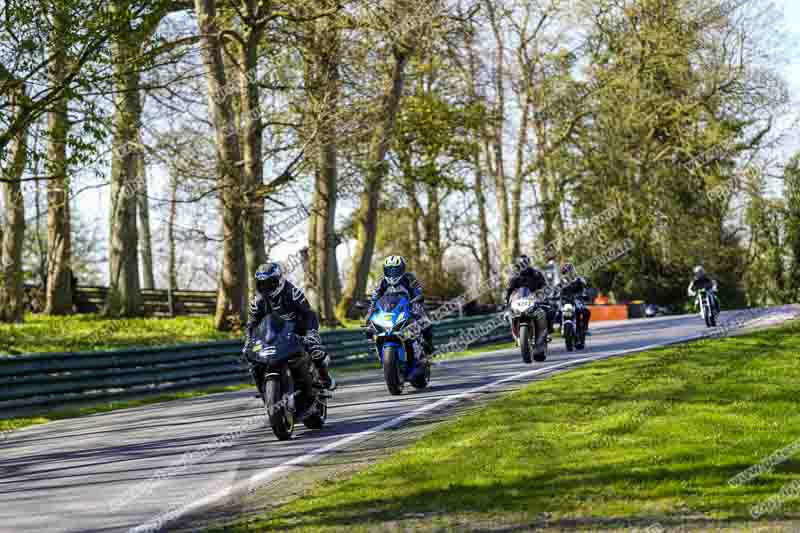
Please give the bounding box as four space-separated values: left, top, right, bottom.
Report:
508 287 549 363
245 313 330 441
366 288 430 395
697 287 718 328
560 296 587 352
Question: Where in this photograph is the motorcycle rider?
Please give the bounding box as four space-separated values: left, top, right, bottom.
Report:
558 262 592 337
365 256 434 357
504 254 550 356
244 262 336 391
687 265 720 315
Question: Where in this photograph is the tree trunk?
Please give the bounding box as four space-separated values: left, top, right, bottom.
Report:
338 45 412 319
474 159 492 293
167 170 179 292
0 83 28 323
306 6 340 325
106 1 143 317
239 6 267 298
485 0 511 267
401 153 422 259
424 181 443 274
45 7 73 315
510 95 530 259
463 20 493 293
195 0 246 330
137 148 155 290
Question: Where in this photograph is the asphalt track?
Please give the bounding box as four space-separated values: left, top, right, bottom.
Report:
0 307 797 533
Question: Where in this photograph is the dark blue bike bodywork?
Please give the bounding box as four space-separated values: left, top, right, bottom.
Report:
246 313 328 440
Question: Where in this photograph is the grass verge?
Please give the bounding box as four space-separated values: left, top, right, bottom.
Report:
220 321 800 532
0 313 238 355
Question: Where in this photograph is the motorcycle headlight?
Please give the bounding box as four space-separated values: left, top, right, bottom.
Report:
562 303 574 317
255 345 276 362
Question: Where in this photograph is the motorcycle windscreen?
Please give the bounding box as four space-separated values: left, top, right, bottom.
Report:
251 313 302 362
371 293 411 332
378 292 409 312
510 286 533 302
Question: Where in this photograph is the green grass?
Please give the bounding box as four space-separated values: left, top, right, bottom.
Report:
221 321 800 532
0 313 238 355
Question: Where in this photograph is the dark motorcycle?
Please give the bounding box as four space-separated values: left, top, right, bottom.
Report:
508 287 549 363
697 287 718 328
561 296 587 351
245 313 330 441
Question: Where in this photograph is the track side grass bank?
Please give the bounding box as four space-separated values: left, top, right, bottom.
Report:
222 322 800 532
0 314 238 355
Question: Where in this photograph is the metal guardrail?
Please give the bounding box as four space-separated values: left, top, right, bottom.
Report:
23 284 494 318
0 314 513 412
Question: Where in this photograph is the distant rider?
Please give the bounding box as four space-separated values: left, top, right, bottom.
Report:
687 265 720 314
365 256 434 357
244 262 336 390
558 262 592 336
504 254 550 355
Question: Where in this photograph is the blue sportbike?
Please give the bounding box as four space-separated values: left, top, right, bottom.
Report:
365 289 431 395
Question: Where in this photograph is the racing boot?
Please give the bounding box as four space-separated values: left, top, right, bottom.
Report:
422 328 434 359
314 355 337 391
532 309 548 362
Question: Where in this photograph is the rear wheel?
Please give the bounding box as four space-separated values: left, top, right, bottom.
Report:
411 360 431 389
520 324 532 364
265 377 294 441
383 346 404 395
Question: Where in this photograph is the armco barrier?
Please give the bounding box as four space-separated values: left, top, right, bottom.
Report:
0 315 513 413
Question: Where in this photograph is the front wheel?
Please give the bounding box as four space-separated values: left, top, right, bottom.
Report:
383 346 404 395
563 322 575 352
265 377 294 441
520 324 532 364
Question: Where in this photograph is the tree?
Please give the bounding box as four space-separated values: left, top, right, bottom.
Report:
195 0 247 329
339 0 444 319
0 82 30 323
304 0 343 326
45 4 74 314
785 155 800 302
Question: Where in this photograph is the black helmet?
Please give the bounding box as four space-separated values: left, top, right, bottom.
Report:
561 262 576 277
255 262 284 296
516 255 531 269
383 256 406 285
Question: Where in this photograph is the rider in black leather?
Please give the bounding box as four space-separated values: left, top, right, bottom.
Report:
504 255 548 303
505 255 550 354
244 262 336 390
559 262 592 335
688 265 720 314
